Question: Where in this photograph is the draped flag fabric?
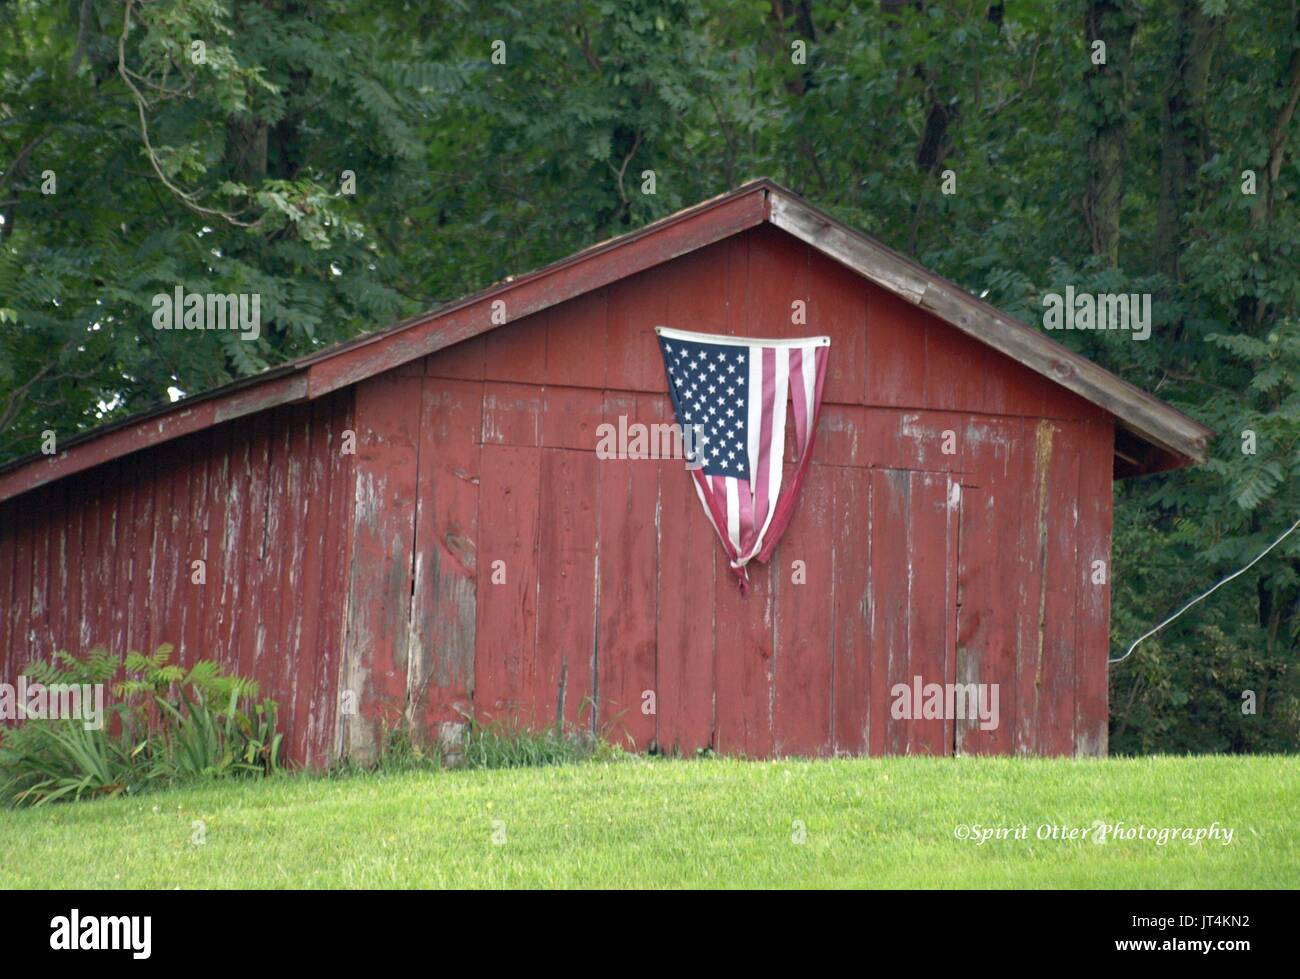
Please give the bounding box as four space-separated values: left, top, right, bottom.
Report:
655 326 830 589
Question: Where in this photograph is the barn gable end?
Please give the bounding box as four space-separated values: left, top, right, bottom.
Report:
336 224 1115 760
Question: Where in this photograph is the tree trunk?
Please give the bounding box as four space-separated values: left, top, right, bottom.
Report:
1249 8 1300 231
773 0 824 191
1082 0 1135 268
1154 0 1221 281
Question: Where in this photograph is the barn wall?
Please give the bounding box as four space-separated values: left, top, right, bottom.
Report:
0 389 355 768
339 225 1114 760
0 224 1115 765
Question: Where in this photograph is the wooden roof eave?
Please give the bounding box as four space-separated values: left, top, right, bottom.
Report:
766 187 1213 471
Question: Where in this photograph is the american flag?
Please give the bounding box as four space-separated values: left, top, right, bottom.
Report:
656 325 830 588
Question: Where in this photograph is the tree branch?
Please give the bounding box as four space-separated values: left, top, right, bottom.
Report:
117 0 260 228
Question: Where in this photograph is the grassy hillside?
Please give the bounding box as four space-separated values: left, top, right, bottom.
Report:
0 756 1293 888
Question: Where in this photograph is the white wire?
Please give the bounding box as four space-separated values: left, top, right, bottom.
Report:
1110 515 1300 665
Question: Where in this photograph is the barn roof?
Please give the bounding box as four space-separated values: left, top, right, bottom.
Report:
0 178 1212 503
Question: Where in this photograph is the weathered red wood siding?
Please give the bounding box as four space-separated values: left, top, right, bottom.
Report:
338 224 1114 760
1 223 1114 763
0 390 355 768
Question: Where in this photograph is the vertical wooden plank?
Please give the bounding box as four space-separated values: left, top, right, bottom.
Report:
772 463 835 756
65 470 90 652
409 378 482 736
955 418 1018 754
968 341 1020 417
10 494 34 665
483 310 548 385
722 231 752 335
40 491 60 657
745 224 809 337
294 398 332 763
832 466 872 754
713 548 774 757
29 488 52 659
906 470 951 755
157 443 187 658
197 426 232 666
144 449 173 658
1040 422 1081 755
280 405 314 762
0 499 17 669
998 357 1050 419
339 373 422 758
924 322 988 413
474 442 540 724
250 416 289 694
131 456 157 656
865 284 927 409
49 483 70 655
534 447 598 730
109 463 137 658
606 267 669 393
807 250 867 405
945 473 962 753
425 333 486 381
871 469 910 754
662 237 730 334
78 471 105 653
29 483 57 652
545 288 608 389
655 450 716 755
955 481 989 755
214 426 248 674
234 414 271 684
1014 419 1051 755
317 390 356 766
595 394 658 748
177 438 208 661
1075 420 1113 756
87 466 109 656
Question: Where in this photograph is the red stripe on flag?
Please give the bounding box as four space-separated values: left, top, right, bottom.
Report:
757 343 829 564
739 475 754 552
789 347 807 451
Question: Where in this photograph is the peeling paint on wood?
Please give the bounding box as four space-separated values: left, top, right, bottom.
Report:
0 222 1129 765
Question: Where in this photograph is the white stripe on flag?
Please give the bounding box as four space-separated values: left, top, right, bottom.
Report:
746 344 763 482
748 346 789 560
691 471 724 544
770 346 790 510
725 477 741 553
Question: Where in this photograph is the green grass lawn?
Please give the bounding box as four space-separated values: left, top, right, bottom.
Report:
0 755 1295 888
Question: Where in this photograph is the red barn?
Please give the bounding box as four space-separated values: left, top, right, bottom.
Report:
0 180 1211 765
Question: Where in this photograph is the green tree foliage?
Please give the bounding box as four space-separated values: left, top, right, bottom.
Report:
1 0 1296 752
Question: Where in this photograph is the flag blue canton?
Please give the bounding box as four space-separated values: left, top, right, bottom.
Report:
658 334 750 479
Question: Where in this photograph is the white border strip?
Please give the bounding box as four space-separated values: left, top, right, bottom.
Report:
656 325 829 348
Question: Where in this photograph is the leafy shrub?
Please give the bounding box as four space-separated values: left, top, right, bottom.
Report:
0 644 283 807
0 719 142 806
